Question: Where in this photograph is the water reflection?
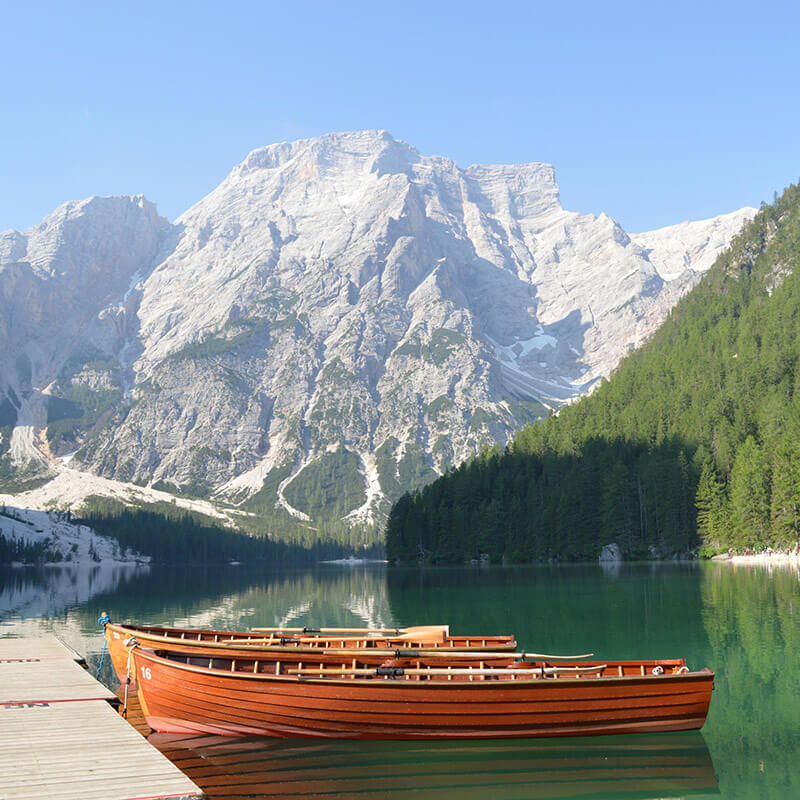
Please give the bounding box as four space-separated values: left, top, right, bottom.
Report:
148 730 718 800
701 564 800 799
0 563 149 619
3 560 799 799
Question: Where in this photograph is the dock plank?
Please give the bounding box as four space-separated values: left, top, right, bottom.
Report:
0 656 116 704
0 637 203 800
0 635 83 663
0 700 203 800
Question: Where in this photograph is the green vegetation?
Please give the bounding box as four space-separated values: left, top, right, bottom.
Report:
469 407 498 432
375 438 402 500
0 532 55 563
424 395 456 422
307 359 376 448
45 384 122 452
397 441 437 491
284 448 366 521
386 182 800 563
77 496 358 564
239 462 382 552
166 317 271 362
0 437 51 494
395 327 466 366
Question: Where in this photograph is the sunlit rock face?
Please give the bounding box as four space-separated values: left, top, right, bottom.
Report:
0 131 755 525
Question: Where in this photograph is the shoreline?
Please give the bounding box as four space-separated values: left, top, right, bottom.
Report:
718 553 800 566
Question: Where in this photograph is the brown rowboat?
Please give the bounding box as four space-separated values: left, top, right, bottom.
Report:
103 621 518 685
131 645 714 740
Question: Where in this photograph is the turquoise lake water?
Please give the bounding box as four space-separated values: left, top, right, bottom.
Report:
1 560 797 799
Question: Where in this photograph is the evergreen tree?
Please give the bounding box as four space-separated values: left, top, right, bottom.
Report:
770 433 800 545
729 437 771 548
696 459 726 549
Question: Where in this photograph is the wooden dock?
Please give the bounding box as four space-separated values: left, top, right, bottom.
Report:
0 636 204 800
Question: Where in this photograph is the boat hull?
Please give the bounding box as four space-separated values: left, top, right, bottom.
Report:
132 648 714 740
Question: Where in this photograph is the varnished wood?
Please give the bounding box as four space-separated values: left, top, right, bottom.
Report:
132 645 714 740
104 622 517 685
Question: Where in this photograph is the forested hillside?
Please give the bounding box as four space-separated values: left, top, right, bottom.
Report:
77 498 374 565
386 183 800 563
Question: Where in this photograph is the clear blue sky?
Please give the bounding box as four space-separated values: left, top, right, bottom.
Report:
2 1 799 233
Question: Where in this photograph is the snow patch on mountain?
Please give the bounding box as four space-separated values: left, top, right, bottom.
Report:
0 505 148 564
0 468 244 524
631 208 756 281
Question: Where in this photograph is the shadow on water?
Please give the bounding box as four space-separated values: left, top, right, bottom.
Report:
148 729 719 800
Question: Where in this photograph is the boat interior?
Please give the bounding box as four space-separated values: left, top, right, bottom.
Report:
148 648 691 683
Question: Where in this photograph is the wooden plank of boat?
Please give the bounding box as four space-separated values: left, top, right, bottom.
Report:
131 646 715 740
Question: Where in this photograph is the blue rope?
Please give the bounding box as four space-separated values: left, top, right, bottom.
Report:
96 613 112 679
96 638 107 678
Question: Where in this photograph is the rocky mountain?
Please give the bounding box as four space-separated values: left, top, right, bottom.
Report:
0 131 755 535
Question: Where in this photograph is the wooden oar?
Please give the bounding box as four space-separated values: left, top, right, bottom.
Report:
515 652 595 660
284 664 608 678
225 630 448 645
219 642 594 660
250 625 449 636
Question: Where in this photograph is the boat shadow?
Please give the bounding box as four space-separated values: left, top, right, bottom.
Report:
148 728 719 800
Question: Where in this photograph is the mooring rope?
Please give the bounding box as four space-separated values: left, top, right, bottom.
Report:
122 636 139 719
96 612 112 678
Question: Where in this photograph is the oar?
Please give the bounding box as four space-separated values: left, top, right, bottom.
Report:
250 625 450 637
226 630 448 645
511 652 595 660
219 639 594 661
219 641 594 660
284 664 608 677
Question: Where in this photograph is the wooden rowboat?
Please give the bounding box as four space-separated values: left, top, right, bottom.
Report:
102 621 517 685
131 645 714 740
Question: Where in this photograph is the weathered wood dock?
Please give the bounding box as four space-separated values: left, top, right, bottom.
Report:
0 636 204 800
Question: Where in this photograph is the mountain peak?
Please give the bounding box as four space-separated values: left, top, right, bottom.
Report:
235 129 418 177
0 133 756 540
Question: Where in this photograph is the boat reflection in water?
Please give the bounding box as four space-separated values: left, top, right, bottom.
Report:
149 729 719 800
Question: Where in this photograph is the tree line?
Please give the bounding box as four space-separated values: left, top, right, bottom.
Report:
78 496 376 565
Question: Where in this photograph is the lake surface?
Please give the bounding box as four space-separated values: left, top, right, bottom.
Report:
1 560 797 799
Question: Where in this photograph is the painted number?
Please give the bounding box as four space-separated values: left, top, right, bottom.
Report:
140 666 152 680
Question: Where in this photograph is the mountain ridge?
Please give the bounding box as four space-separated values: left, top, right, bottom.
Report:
0 131 756 539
